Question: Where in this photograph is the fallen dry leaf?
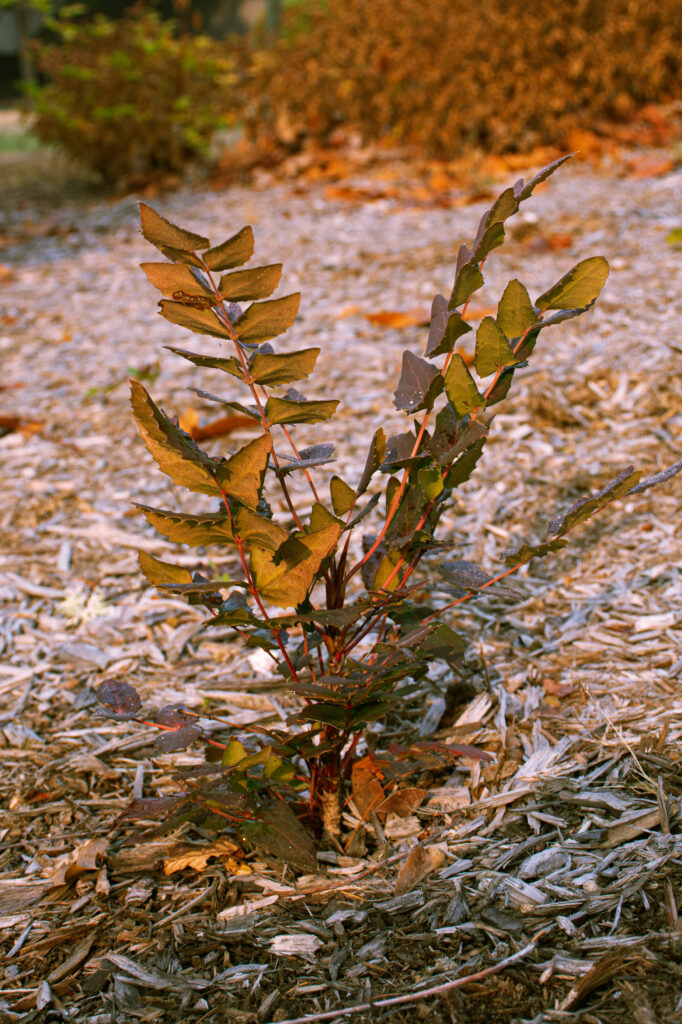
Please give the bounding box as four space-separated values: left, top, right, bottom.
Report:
376 786 428 818
179 407 257 441
543 677 576 698
627 157 675 180
163 837 245 875
363 307 429 329
351 754 386 816
49 837 108 886
0 414 43 438
394 843 445 895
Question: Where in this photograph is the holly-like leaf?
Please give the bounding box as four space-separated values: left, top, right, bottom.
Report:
449 263 484 309
154 724 202 754
485 185 519 226
265 396 339 425
97 679 141 719
330 475 356 516
357 428 386 493
296 703 348 728
549 466 641 536
439 560 491 590
249 347 320 386
165 346 245 379
158 300 232 339
139 203 209 253
497 280 538 339
517 154 573 201
140 262 214 302
536 257 609 311
429 405 488 466
131 380 226 495
444 437 487 488
279 443 336 475
444 354 484 417
474 317 518 377
136 504 235 547
202 226 255 271
234 507 288 550
138 550 192 586
504 538 568 568
220 433 273 509
241 801 316 870
219 264 283 301
233 293 301 343
394 351 442 413
250 524 340 607
425 294 472 357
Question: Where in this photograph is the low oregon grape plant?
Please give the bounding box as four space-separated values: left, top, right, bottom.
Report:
97 156 681 868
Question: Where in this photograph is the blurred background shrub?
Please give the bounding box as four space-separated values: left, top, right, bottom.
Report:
27 5 237 184
243 0 682 156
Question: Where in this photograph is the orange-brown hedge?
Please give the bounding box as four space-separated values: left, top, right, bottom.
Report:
244 0 682 155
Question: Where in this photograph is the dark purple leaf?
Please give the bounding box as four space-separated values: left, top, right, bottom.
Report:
241 800 317 870
628 458 682 496
439 560 491 590
153 724 202 754
112 795 186 826
394 351 441 412
154 704 194 728
96 679 141 719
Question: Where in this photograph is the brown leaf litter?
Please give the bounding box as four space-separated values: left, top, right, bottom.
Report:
0 149 681 1021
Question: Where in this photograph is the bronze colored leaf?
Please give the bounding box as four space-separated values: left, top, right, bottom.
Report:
265 396 339 425
250 523 340 607
165 347 245 379
136 504 235 547
219 433 273 509
203 226 255 271
139 203 209 252
444 353 483 417
351 755 385 817
137 550 192 587
536 256 609 311
140 262 214 301
497 279 538 339
376 787 427 818
233 293 301 343
158 300 232 339
474 316 517 377
449 262 484 309
394 844 445 896
249 347 320 386
219 264 283 301
330 475 356 516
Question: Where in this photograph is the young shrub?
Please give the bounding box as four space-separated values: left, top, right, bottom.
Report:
99 158 681 866
28 7 237 186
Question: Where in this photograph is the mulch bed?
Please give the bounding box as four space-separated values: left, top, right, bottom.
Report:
0 135 681 1022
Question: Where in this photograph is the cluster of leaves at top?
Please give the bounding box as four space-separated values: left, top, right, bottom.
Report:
98 157 681 868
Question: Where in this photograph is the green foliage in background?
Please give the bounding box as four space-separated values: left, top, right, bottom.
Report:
27 6 237 185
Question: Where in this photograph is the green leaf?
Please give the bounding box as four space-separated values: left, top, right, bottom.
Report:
136 504 234 546
138 550 192 587
249 347 320 386
357 428 386 493
497 280 538 339
475 317 518 377
504 538 568 568
220 433 273 509
202 226 254 271
449 263 484 309
296 703 347 728
330 475 356 516
233 293 301 343
418 466 444 501
425 294 472 357
444 353 484 417
536 257 609 311
485 186 518 225
139 203 209 253
222 738 247 766
250 524 340 607
158 300 232 339
394 351 442 413
140 262 214 302
265 396 339 425
131 380 225 495
444 437 487 488
517 154 573 201
219 264 283 301
165 346 245 380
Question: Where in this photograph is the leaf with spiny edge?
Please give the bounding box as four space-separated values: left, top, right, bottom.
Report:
165 346 245 380
444 354 484 417
516 154 573 201
219 433 274 509
536 257 609 311
504 538 568 568
136 504 235 546
218 264 283 301
158 300 232 339
250 524 340 608
265 396 339 425
474 317 518 377
138 550 192 587
139 203 209 253
549 466 641 537
444 437 487 489
249 347 320 386
202 226 255 271
141 262 214 302
233 293 301 343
